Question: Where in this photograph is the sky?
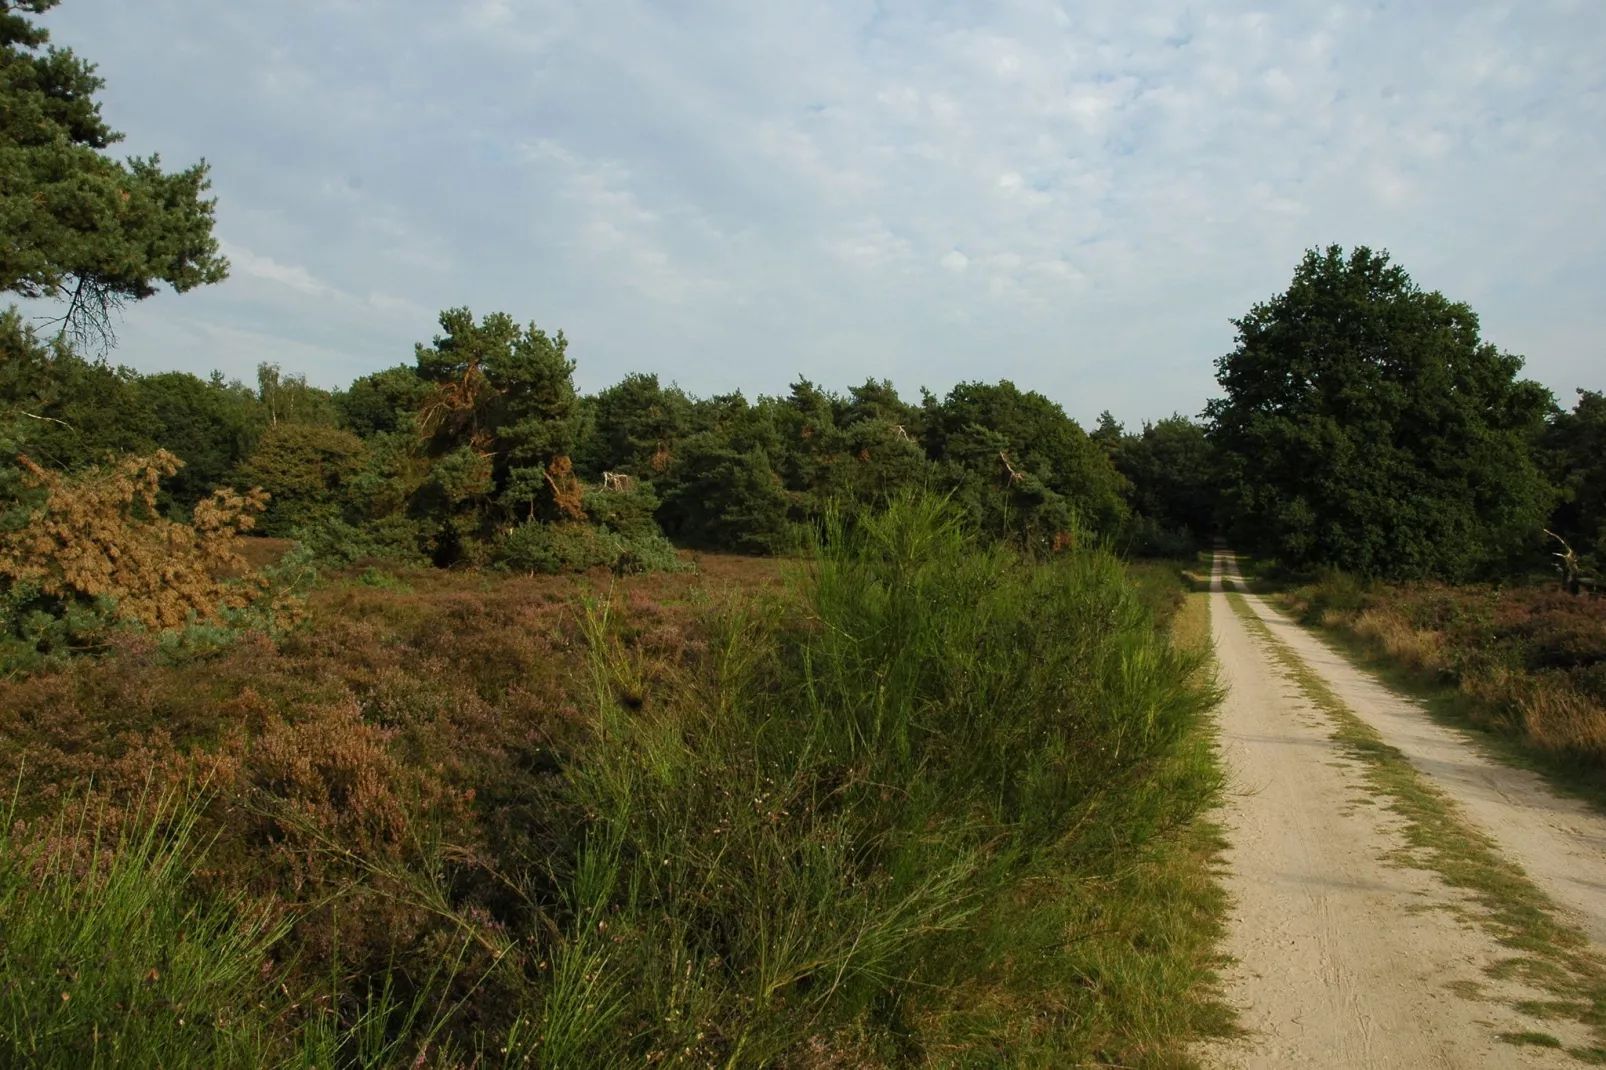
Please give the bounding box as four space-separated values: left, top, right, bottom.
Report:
26 0 1606 427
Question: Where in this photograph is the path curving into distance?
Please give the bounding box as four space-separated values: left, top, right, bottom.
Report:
1201 551 1606 1068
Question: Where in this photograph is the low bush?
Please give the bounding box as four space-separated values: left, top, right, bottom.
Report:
495 521 688 576
288 516 430 569
1291 567 1371 624
1287 573 1606 773
580 483 662 539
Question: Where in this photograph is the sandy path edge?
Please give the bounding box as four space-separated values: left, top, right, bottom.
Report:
1201 553 1585 1067
1223 558 1606 947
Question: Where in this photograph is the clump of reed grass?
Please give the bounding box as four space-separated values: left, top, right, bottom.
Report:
0 782 286 1069
538 491 1223 1065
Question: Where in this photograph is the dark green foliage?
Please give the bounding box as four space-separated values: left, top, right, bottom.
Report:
495 522 619 573
234 423 366 536
0 581 105 675
571 372 693 481
1117 416 1216 537
1543 389 1606 573
137 371 258 511
0 310 157 470
770 378 934 525
413 307 580 531
335 364 431 437
657 436 797 554
920 380 1127 551
1207 245 1554 580
582 483 661 539
288 514 428 569
1103 413 1218 555
0 1 227 346
643 388 794 554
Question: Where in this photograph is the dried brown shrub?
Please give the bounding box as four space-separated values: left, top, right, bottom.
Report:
0 451 269 629
544 454 586 520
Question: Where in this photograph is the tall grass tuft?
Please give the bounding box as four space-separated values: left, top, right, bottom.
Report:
551 491 1221 1064
0 783 286 1069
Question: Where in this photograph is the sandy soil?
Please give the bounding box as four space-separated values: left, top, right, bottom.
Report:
1230 561 1606 947
1202 551 1597 1068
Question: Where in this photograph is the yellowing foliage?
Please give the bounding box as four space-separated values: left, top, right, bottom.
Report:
0 451 270 630
544 454 585 521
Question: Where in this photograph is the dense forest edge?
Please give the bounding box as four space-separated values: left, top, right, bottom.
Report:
2 0 1604 1065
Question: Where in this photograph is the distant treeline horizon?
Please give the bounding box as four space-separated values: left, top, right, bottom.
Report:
4 239 1603 592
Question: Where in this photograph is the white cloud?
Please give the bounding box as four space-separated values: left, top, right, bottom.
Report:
218 242 335 299
30 0 1606 421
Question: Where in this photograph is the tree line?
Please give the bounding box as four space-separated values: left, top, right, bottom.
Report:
0 305 1136 563
3 0 1603 611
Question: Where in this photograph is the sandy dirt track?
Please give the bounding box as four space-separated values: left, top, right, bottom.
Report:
1202 551 1604 1068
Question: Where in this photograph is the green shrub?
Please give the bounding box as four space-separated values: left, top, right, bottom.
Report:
611 532 688 575
582 483 662 539
1293 566 1371 624
551 491 1218 1063
353 566 414 592
496 522 621 574
496 522 689 576
288 516 429 568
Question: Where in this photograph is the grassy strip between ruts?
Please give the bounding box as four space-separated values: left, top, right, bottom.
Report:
1223 589 1606 1063
1228 556 1606 815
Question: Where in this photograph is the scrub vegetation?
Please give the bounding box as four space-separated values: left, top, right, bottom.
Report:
0 497 1230 1066
3 0 1603 1065
1282 572 1606 794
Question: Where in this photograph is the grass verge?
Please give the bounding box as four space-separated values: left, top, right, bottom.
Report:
1278 599 1606 815
1224 589 1606 1063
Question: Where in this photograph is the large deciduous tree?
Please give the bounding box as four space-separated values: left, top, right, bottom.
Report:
1542 389 1606 573
1206 245 1553 580
1 0 227 348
